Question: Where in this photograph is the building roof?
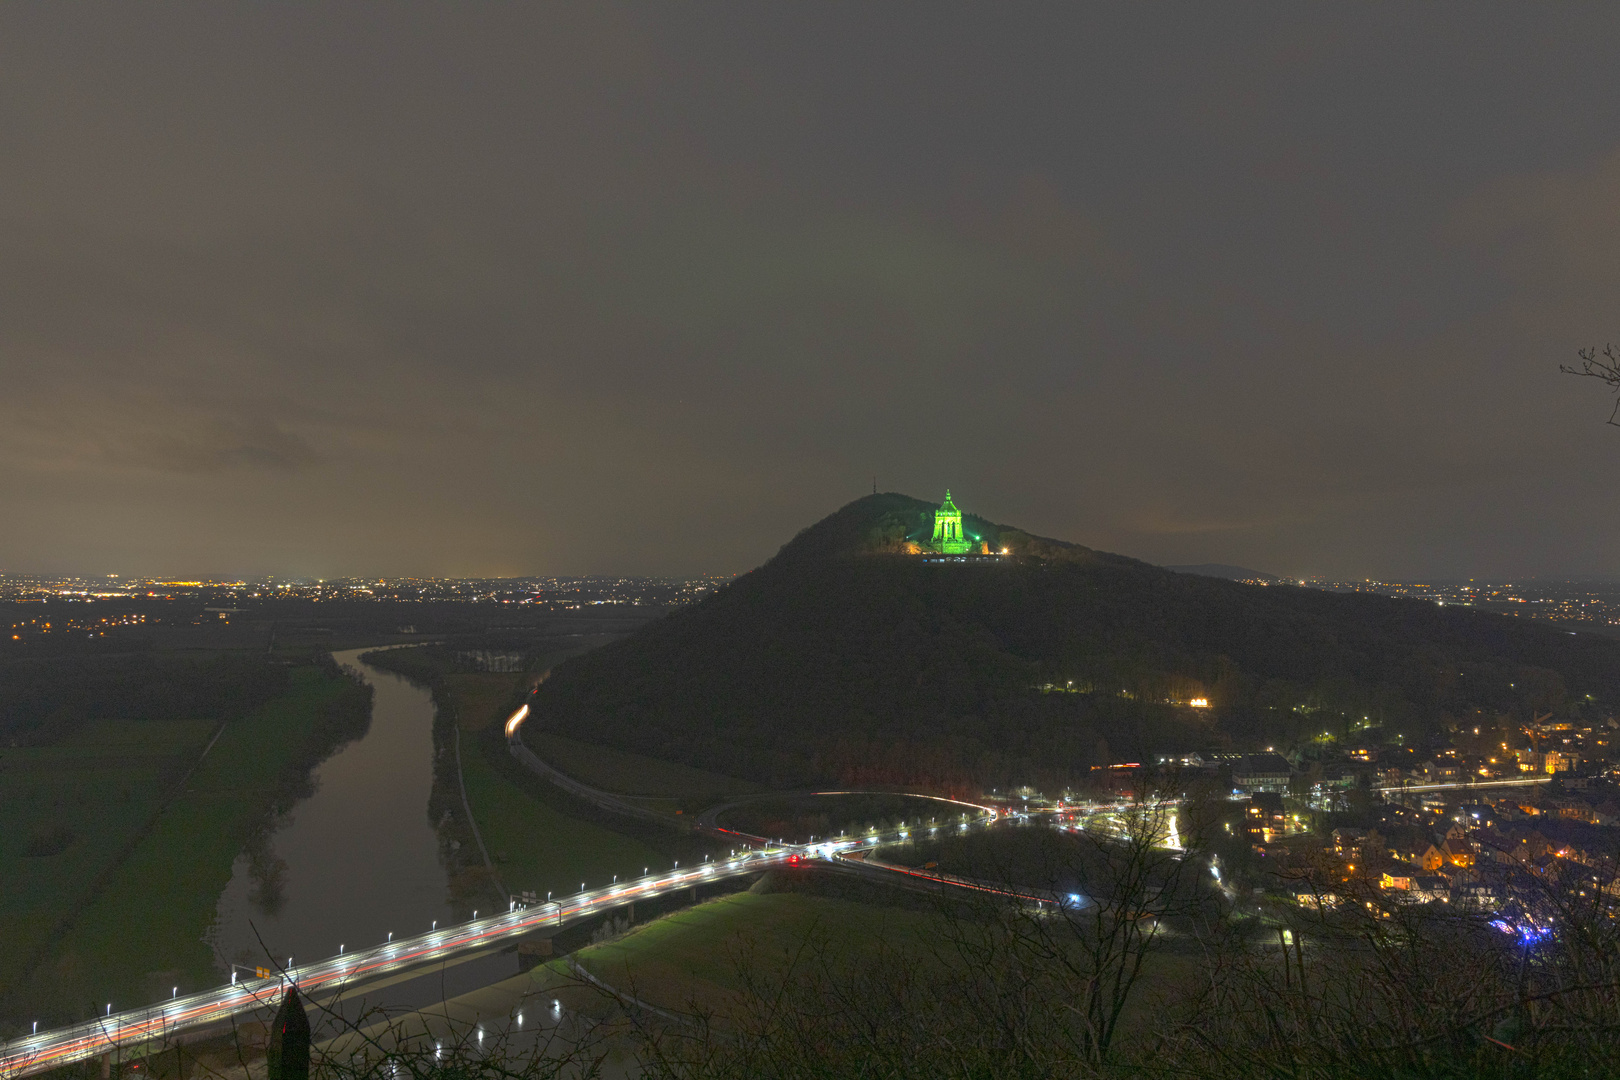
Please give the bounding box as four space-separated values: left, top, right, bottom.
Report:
1237 752 1293 776
1249 791 1285 812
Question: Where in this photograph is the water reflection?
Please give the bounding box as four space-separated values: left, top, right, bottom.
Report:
210 649 455 974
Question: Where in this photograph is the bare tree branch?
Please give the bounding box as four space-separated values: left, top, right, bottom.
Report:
1561 344 1620 426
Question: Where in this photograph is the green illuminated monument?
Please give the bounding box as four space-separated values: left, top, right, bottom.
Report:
929 490 974 554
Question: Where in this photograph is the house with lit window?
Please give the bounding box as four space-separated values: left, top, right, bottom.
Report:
1244 792 1287 843
1441 837 1475 868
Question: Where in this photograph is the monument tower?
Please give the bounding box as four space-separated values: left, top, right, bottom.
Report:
929 491 974 554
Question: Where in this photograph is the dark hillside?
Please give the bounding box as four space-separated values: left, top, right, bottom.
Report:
1163 563 1279 583
531 494 1620 792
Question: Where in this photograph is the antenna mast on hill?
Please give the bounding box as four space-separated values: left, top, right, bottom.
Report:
872 476 877 495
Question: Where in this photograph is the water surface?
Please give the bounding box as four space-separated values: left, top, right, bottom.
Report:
210 648 456 972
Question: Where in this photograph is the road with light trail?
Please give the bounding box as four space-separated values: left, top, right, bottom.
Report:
1 834 1015 1077
0 850 796 1077
2 705 1024 1078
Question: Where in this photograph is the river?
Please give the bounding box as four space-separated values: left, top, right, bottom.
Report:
209 648 456 975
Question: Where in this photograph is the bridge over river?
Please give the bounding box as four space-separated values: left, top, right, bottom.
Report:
4 678 1025 1078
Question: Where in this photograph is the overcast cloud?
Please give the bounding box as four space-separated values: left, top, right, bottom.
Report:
5 5 1620 579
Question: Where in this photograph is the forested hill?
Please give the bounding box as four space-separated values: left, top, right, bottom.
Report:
531 494 1620 792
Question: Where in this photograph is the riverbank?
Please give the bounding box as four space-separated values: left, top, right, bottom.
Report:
0 659 372 1033
359 646 690 914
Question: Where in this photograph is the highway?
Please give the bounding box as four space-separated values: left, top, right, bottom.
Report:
0 851 794 1078
0 828 1012 1078
3 685 1530 1078
2 705 1023 1079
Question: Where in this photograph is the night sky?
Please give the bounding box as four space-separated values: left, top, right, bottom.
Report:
6 6 1620 580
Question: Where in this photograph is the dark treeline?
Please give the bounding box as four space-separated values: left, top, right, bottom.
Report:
533 494 1620 791
0 653 291 746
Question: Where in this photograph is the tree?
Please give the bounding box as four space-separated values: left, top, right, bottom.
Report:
1561 344 1620 426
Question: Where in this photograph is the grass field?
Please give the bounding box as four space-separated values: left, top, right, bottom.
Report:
0 718 217 1000
457 731 664 899
438 667 670 898
444 672 528 731
570 888 945 1015
566 875 1208 1055
9 667 360 1026
525 731 762 804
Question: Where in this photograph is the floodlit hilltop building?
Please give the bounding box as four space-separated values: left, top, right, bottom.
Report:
917 490 998 558
929 490 975 554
